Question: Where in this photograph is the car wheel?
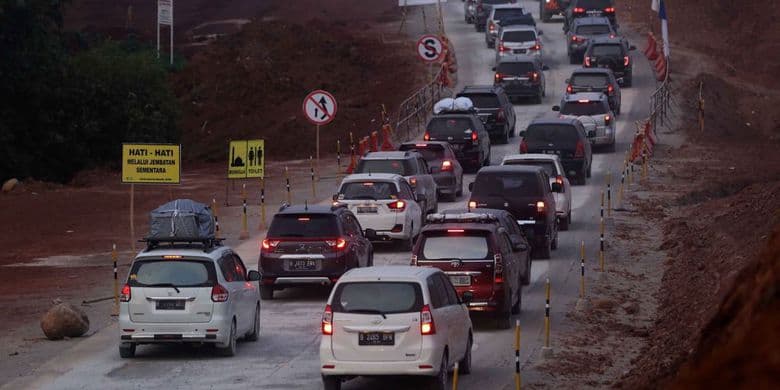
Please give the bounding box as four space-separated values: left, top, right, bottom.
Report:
496 309 512 329
534 92 543 104
368 251 374 267
536 238 552 259
587 163 592 178
458 335 473 375
245 304 261 341
500 128 509 144
260 285 274 300
217 320 237 357
559 213 570 231
119 343 136 358
511 287 523 314
428 352 449 390
510 121 516 137
322 376 342 390
523 255 532 285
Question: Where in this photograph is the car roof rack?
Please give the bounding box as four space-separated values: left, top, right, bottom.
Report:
426 212 499 224
141 237 225 253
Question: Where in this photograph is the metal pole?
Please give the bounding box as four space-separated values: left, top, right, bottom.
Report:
130 184 136 252
112 243 119 316
240 183 249 239
514 319 521 390
607 171 612 217
600 191 605 272
260 178 267 230
310 156 317 198
337 140 342 175
579 241 585 298
169 0 174 66
316 125 320 180
544 278 551 348
285 166 292 204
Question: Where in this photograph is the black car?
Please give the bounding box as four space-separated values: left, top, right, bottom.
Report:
424 111 492 172
583 36 636 87
566 16 616 63
467 165 560 259
258 204 373 300
398 141 464 201
456 85 517 144
493 55 549 103
564 0 617 32
519 118 593 185
565 68 622 114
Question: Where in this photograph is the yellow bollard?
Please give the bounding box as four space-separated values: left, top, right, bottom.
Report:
240 183 249 239
452 362 459 390
112 243 119 316
579 241 585 298
285 166 292 204
336 140 342 175
544 278 551 348
514 319 521 390
607 171 612 217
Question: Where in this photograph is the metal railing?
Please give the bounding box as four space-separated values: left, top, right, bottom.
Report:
393 65 452 142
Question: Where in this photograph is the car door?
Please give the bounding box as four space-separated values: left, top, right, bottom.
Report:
499 91 516 131
232 254 256 333
342 213 367 267
438 273 468 361
445 145 464 186
427 275 453 364
398 181 422 235
218 254 247 332
418 158 437 207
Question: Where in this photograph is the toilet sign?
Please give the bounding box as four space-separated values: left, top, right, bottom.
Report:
303 90 338 126
417 34 444 63
228 139 265 179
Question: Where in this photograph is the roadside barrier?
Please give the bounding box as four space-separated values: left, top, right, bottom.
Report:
644 33 659 61
240 183 249 239
452 362 459 390
514 319 521 390
346 132 357 174
310 156 317 198
358 137 369 156
380 124 396 151
606 171 612 217
579 241 586 298
259 178 267 230
369 131 379 152
599 191 605 272
112 243 119 316
285 166 292 204
542 278 553 358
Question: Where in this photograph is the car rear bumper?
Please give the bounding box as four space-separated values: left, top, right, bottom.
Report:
498 83 542 98
119 310 230 345
432 173 458 194
561 159 586 176
485 123 507 137
259 253 350 282
320 338 441 376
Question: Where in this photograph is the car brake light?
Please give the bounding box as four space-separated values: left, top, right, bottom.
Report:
494 253 504 284
624 55 630 67
607 84 614 94
423 132 430 141
556 175 564 185
120 284 131 302
468 201 477 210
409 177 417 186
584 56 591 67
489 22 495 32
411 254 418 266
605 115 612 125
211 284 229 302
421 305 436 335
498 41 506 52
387 200 406 212
574 7 585 13
519 139 528 153
441 160 453 171
322 304 333 335
566 84 573 94
447 229 465 233
494 73 504 82
261 239 280 251
496 108 506 122
530 41 541 51
604 7 615 13
575 140 585 158
326 238 348 250
528 72 539 82
571 35 579 42
536 201 545 213
471 131 478 144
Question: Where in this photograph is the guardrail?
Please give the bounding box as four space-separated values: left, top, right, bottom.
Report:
393 65 451 142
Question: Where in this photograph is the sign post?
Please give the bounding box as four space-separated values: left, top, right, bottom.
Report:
157 0 174 65
303 90 338 180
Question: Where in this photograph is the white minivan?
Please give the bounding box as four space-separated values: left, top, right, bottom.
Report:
320 266 473 390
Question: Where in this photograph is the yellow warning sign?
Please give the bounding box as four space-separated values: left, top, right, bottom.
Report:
122 144 181 184
228 139 265 179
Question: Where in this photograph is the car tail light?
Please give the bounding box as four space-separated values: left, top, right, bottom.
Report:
489 22 495 32
420 305 436 335
605 115 612 125
519 139 528 153
411 254 418 266
605 7 616 13
120 284 131 302
529 41 541 51
409 177 418 186
571 35 579 42
624 55 630 67
536 201 546 213
211 284 229 302
424 132 431 141
326 238 348 250
574 7 585 13
556 175 564 185
498 41 506 52
566 84 573 94
441 160 453 171
494 253 504 284
584 56 592 67
471 131 478 144
496 108 506 123
261 239 280 252
387 200 406 212
528 71 539 82
607 84 614 94
494 73 504 82
468 201 477 210
322 304 333 335
447 229 465 233
575 140 585 158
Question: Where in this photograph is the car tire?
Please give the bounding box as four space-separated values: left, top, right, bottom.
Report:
496 310 512 329
534 92 543 104
500 128 509 144
523 255 532 285
511 287 523 314
245 305 261 341
322 376 342 390
559 212 570 231
216 320 237 357
260 285 274 300
616 103 622 115
587 163 592 178
429 352 449 390
368 251 374 267
536 238 552 259
458 335 473 375
119 343 136 358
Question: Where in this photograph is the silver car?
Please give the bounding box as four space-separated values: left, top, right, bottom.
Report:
495 25 543 64
553 92 616 152
484 4 526 48
119 244 261 358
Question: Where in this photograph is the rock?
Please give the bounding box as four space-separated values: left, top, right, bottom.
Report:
40 302 90 340
2 178 18 193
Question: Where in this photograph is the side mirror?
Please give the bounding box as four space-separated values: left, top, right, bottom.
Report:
518 130 526 137
332 194 339 201
415 193 427 203
364 228 379 240
616 77 625 85
551 105 560 112
461 291 474 305
491 66 496 71
587 130 597 138
565 78 570 83
537 30 544 36
513 242 529 252
551 182 562 193
248 270 261 281
542 65 550 71
629 45 637 51
468 182 474 192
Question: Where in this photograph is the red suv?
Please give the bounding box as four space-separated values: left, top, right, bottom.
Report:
411 212 528 329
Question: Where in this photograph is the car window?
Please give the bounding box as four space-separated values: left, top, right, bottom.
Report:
503 160 558 177
421 232 491 260
356 159 414 176
233 255 247 281
129 259 216 287
343 214 361 236
437 274 459 306
427 117 474 138
339 181 399 200
418 159 429 174
268 214 339 238
561 101 609 116
496 61 535 75
590 44 624 57
493 8 525 20
525 124 580 144
399 182 415 200
471 172 542 197
427 276 447 309
576 0 613 8
399 144 446 161
332 282 423 314
575 24 612 35
219 255 241 282
502 30 536 42
457 93 501 108
571 73 609 88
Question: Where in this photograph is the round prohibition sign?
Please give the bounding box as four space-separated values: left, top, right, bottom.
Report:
417 34 445 63
302 90 338 126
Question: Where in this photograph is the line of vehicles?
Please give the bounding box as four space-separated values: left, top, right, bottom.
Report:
117 1 633 389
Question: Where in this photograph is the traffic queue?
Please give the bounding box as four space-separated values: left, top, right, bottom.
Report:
117 1 630 390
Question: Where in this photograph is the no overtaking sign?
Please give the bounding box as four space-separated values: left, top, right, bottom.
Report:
303 90 338 126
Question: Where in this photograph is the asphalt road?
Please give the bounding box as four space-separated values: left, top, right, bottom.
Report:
2 2 654 389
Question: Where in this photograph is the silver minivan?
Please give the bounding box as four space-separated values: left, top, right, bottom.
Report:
119 244 261 358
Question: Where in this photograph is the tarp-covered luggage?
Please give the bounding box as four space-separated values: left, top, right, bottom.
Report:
148 199 215 240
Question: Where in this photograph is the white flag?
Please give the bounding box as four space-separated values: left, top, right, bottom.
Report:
651 0 660 12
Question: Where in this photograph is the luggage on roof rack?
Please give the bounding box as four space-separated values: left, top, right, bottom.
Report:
147 199 215 241
426 212 499 224
433 97 475 115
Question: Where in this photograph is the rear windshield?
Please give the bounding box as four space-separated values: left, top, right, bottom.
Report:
129 260 215 287
504 160 558 176
575 24 611 35
421 233 491 260
502 30 536 42
332 282 423 314
525 125 580 144
399 144 446 161
577 0 613 8
590 44 623 57
571 74 608 87
427 117 474 137
494 9 525 20
472 172 542 197
457 93 501 108
268 214 339 237
561 101 608 116
339 181 398 200
356 159 414 176
497 61 535 75
482 0 511 4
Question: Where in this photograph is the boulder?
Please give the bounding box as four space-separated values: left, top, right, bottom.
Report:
1 178 18 193
40 301 90 340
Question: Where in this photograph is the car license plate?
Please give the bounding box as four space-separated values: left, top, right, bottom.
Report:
587 10 602 15
449 275 471 287
450 144 464 151
513 49 526 54
358 332 395 346
289 259 318 271
156 300 185 310
544 150 560 155
357 206 377 214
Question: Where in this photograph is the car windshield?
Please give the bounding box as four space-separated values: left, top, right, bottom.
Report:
494 9 525 20
497 61 535 75
504 160 558 176
577 0 613 8
421 234 491 260
561 101 608 116
576 24 612 35
571 74 609 87
332 282 423 314
502 30 536 42
483 0 511 4
399 144 446 161
129 260 215 287
472 172 542 197
457 93 501 108
525 125 580 144
339 181 398 200
590 44 623 57
268 214 339 237
356 159 413 176
427 117 474 138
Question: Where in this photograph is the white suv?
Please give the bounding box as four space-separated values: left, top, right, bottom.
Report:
119 241 261 358
320 266 473 390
